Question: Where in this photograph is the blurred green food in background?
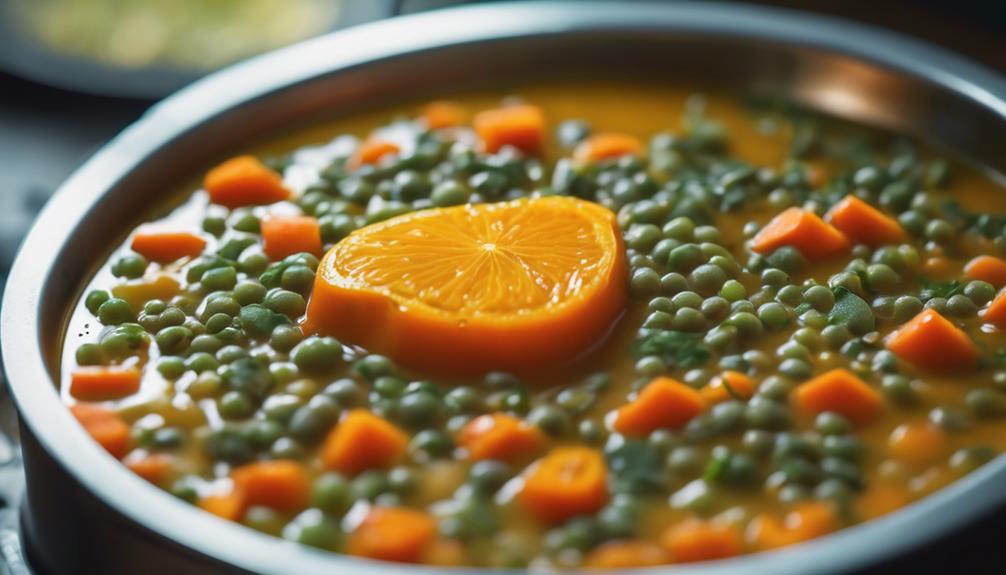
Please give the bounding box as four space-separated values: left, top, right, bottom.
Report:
11 0 344 70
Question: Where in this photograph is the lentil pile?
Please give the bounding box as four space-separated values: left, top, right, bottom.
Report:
62 83 1006 569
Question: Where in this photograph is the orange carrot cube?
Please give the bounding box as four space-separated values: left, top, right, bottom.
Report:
662 519 744 563
348 137 400 170
348 507 437 563
793 368 883 425
421 101 467 130
231 460 311 513
69 367 142 401
983 289 1006 329
457 413 545 462
965 255 1006 288
321 409 408 476
885 309 979 372
519 447 608 524
474 105 546 154
573 133 644 163
752 207 850 261
70 403 131 459
131 228 206 263
204 155 290 209
825 195 906 247
613 377 706 437
261 216 322 260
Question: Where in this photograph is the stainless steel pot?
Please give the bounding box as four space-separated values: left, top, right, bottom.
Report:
4 3 1006 574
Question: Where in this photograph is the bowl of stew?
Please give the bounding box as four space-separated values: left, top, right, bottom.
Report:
5 2 1006 574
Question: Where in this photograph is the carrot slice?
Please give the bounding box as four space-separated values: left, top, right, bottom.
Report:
701 370 757 404
348 137 400 170
583 540 669 568
457 413 545 462
261 216 322 261
231 460 311 513
887 422 947 466
751 207 850 261
519 447 608 524
984 289 1006 329
825 195 906 247
130 228 206 263
421 101 467 130
613 377 706 437
125 453 172 485
348 507 437 563
748 502 837 550
885 309 979 373
474 104 546 154
70 403 130 458
573 133 644 163
792 368 883 426
69 367 142 401
967 255 1006 288
204 155 290 209
321 409 408 476
199 490 246 522
662 519 744 563
304 197 626 375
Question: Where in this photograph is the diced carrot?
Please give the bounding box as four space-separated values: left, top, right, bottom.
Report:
474 104 546 154
348 137 400 170
199 490 246 522
321 409 408 476
583 540 669 568
69 367 142 401
751 207 850 261
613 377 706 437
519 447 608 524
421 101 467 130
348 507 437 563
825 195 906 247
130 227 206 263
261 216 322 261
701 370 757 404
231 460 311 513
125 453 172 485
748 502 837 550
887 422 947 466
573 133 644 163
419 538 467 566
204 155 290 209
70 403 130 459
964 255 1006 288
885 309 979 373
984 289 1006 329
662 519 744 563
792 368 883 426
457 413 545 462
854 483 909 521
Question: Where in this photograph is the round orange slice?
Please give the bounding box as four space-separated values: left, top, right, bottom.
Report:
303 196 627 375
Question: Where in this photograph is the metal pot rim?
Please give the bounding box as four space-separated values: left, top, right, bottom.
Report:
4 3 1006 574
